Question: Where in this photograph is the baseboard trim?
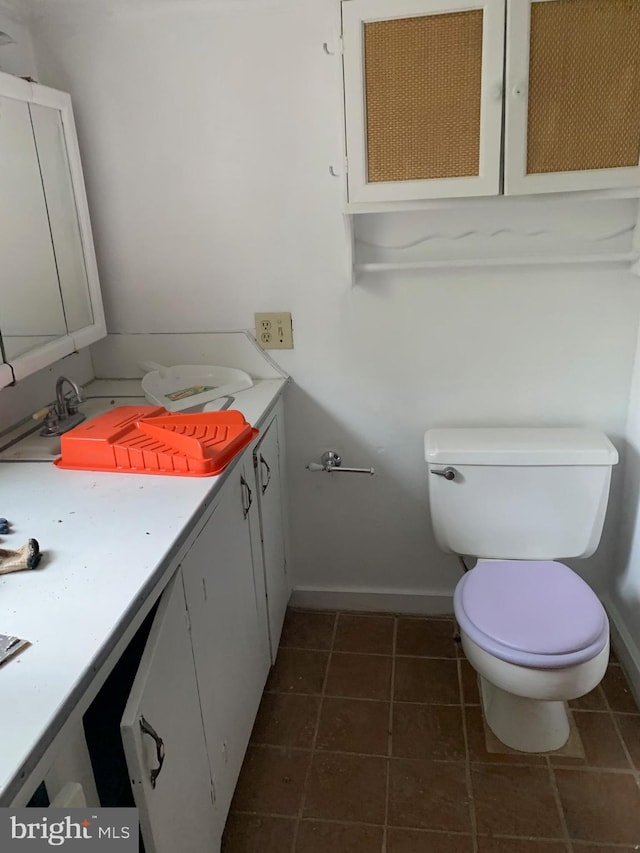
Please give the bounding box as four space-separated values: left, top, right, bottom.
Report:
290 587 454 615
602 594 640 708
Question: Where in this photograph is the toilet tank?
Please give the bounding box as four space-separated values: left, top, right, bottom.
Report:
424 428 618 560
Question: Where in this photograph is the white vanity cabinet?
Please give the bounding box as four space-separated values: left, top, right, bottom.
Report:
121 574 220 853
121 435 282 852
342 0 640 205
181 449 271 831
251 408 291 659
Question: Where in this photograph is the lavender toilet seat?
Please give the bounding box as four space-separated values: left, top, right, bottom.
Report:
454 559 609 669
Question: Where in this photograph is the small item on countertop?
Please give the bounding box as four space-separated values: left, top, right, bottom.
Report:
0 518 9 534
165 384 215 402
141 363 253 411
0 633 29 665
0 538 40 574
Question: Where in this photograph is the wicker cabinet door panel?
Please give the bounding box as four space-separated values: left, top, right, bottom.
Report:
343 0 505 203
364 10 483 184
506 0 640 194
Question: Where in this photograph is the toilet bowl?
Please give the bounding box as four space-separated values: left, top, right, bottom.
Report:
424 426 619 753
454 558 609 752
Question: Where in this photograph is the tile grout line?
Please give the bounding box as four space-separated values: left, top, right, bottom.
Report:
279 642 458 660
601 671 636 769
247 741 587 767
598 666 640 796
287 608 453 622
265 688 468 706
231 809 573 841
545 754 573 853
458 654 479 853
289 610 340 853
382 616 398 853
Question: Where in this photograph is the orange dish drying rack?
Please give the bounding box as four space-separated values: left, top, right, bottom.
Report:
54 406 258 477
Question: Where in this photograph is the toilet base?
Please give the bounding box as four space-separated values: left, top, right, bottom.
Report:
480 676 570 752
460 629 608 753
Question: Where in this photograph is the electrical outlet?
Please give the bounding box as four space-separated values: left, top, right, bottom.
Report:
255 312 293 349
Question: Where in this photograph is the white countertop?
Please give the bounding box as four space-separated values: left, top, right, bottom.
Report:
0 377 287 804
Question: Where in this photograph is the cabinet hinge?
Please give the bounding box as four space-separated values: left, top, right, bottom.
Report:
210 779 216 805
185 608 191 633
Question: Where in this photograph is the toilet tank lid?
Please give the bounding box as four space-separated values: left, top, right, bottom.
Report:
424 428 618 466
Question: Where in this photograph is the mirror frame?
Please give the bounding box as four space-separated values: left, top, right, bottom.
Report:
0 71 106 387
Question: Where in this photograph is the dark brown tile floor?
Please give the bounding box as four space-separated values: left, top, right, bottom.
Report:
222 609 640 853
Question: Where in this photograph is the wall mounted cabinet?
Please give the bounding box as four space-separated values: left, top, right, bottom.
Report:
505 0 640 195
342 0 640 206
342 0 505 203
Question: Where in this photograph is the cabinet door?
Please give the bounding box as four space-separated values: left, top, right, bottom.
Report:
342 0 505 203
505 0 640 194
182 464 270 823
121 573 220 853
254 417 290 659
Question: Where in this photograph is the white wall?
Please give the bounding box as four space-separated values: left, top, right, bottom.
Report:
0 0 36 77
609 325 640 694
26 0 640 608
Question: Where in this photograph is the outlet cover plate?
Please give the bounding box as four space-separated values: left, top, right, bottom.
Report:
255 312 293 349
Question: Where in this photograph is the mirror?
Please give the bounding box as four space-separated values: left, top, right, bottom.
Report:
0 94 68 358
0 72 105 385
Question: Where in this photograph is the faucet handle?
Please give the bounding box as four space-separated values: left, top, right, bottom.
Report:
32 406 52 422
33 405 60 436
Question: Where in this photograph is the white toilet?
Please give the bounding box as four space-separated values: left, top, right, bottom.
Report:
424 427 618 753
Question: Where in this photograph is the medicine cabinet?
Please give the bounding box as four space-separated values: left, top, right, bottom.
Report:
341 0 640 205
0 72 106 387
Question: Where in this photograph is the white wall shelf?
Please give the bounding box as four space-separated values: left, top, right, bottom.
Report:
356 253 640 274
347 193 640 282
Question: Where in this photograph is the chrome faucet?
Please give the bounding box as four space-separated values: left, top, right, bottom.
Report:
56 375 84 417
39 375 86 436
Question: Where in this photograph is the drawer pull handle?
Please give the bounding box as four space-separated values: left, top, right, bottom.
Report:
139 714 165 789
241 475 253 518
260 454 271 494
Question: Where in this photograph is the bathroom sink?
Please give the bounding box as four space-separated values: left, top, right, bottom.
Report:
0 396 148 462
